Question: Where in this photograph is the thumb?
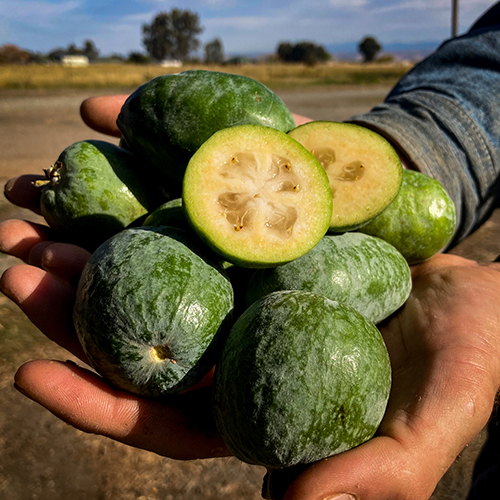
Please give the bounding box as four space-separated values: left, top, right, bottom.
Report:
268 436 440 500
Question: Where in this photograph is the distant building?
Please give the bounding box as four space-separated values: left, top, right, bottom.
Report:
160 59 182 67
61 55 89 67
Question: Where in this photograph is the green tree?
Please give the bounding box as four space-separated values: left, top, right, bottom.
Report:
277 42 293 62
82 39 99 61
142 9 203 62
47 48 66 62
127 51 151 64
0 44 32 64
66 43 81 55
358 36 382 62
276 41 330 66
204 38 224 64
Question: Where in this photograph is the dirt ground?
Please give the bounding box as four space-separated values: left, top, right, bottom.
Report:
0 85 487 499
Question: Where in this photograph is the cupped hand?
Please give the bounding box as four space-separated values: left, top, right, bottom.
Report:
1 95 229 461
3 94 500 500
264 254 500 500
0 217 229 460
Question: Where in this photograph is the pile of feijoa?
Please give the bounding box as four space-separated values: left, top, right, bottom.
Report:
36 70 456 478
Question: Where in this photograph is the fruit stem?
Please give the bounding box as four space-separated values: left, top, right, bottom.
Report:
41 160 63 186
150 345 175 363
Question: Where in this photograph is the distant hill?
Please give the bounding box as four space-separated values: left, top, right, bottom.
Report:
225 40 444 63
326 41 443 61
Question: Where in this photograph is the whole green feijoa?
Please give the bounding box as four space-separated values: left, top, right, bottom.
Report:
117 70 296 188
73 226 234 398
246 232 411 324
213 290 391 469
143 198 188 230
359 169 456 264
39 140 165 251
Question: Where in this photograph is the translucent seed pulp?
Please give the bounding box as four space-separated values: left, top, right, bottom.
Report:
217 151 300 237
309 147 366 200
311 147 365 182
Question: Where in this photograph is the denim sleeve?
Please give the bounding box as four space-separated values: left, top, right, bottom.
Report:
348 2 500 247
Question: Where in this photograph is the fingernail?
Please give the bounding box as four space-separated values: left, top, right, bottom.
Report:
324 495 357 500
14 382 35 402
4 176 19 199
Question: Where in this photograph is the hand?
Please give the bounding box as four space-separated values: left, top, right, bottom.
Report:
266 254 500 500
2 94 500 500
1 94 230 461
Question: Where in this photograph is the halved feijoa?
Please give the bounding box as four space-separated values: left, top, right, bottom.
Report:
288 121 403 232
182 124 333 268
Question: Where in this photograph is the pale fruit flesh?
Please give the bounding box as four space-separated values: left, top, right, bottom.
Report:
289 121 403 232
183 125 333 267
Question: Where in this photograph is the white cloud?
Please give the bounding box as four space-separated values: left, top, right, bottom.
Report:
374 0 494 13
204 15 280 30
0 0 81 28
328 0 369 8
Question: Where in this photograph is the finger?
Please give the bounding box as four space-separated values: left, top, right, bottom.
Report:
40 242 91 288
4 175 45 214
15 359 230 460
292 113 312 126
80 95 128 137
27 240 55 267
0 264 86 360
280 436 434 500
0 219 53 262
410 253 478 278
26 241 90 287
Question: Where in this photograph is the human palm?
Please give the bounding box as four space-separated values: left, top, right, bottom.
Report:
1 96 500 500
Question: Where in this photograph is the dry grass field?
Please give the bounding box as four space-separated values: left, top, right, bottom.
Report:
0 61 412 90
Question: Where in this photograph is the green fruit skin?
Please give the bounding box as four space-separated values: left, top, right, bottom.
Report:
117 70 296 188
359 169 456 264
73 226 234 398
143 198 188 229
40 140 166 251
213 290 391 469
246 232 411 324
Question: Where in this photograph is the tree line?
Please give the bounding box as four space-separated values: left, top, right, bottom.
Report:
0 8 383 65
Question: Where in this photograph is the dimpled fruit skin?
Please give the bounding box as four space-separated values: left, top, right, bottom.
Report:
359 169 456 264
213 290 391 469
116 70 296 186
143 198 188 230
40 140 158 251
73 226 234 398
246 232 411 324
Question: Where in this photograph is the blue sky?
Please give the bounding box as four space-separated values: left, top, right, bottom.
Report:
0 0 497 57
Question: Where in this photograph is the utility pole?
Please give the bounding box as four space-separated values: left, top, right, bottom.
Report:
451 0 459 37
